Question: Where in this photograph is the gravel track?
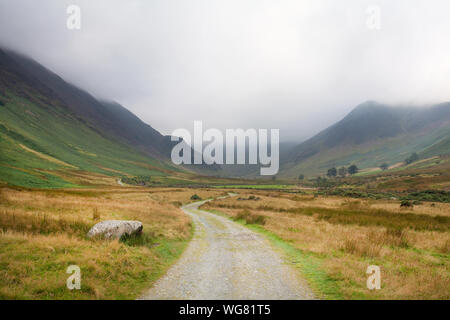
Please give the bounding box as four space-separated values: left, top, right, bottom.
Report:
140 199 315 300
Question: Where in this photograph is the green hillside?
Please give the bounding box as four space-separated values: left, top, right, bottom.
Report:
2 48 449 186
420 137 450 158
0 49 177 159
280 101 450 177
0 90 177 187
0 48 184 188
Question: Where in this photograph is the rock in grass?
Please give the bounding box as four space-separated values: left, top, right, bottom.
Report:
87 220 143 240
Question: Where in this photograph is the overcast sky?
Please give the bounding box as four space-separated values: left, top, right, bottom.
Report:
1 0 449 141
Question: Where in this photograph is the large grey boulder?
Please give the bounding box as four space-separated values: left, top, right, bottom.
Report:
87 220 143 239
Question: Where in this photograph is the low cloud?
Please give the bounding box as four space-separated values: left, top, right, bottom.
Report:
1 0 449 141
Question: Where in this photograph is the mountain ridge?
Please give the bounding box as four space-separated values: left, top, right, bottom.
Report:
280 101 450 177
0 48 185 187
0 48 179 159
1 48 449 185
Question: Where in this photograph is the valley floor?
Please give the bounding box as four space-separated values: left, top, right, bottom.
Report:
201 190 450 299
0 186 223 299
141 199 314 300
0 185 448 299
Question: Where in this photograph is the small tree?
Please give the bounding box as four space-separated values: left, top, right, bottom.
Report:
338 167 347 177
348 165 358 175
298 174 304 180
327 167 337 177
191 194 201 201
405 152 419 165
380 163 389 171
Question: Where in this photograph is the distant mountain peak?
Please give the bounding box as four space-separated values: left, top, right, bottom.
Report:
354 100 381 108
349 100 389 115
281 101 450 176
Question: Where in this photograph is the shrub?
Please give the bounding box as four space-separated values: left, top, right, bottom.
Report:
190 194 201 201
405 152 419 165
400 200 413 208
348 165 359 175
404 190 450 203
314 177 336 188
121 175 151 186
327 167 337 177
238 195 260 201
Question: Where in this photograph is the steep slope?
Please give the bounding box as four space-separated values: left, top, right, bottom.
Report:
281 101 450 177
0 48 179 187
0 48 174 159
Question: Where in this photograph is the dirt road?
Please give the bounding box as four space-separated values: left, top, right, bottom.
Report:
140 199 315 300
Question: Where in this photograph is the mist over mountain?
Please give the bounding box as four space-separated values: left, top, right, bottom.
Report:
0 48 186 187
2 1 450 140
1 2 449 303
280 101 450 177
1 47 449 186
0 48 175 159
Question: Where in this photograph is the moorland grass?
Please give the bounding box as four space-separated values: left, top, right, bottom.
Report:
207 202 449 231
0 187 224 299
202 192 450 299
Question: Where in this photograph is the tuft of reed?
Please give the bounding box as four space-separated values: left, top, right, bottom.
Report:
234 209 266 225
